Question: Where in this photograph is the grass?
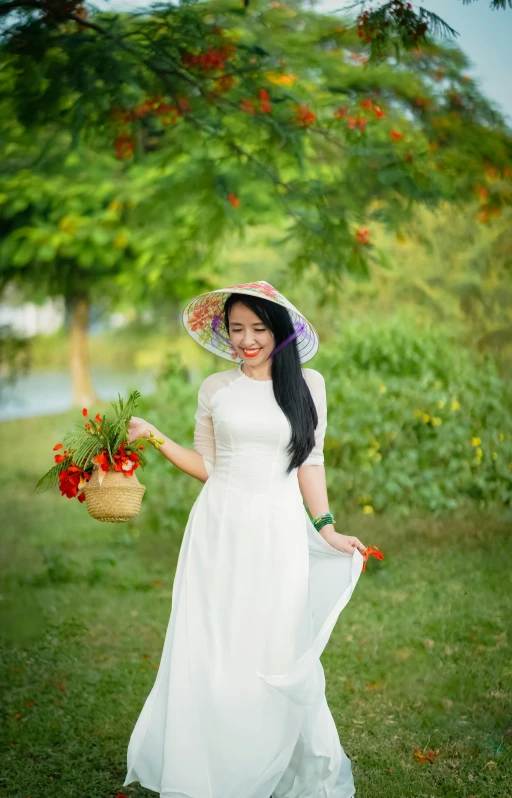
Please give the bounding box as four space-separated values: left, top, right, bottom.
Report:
1 408 511 798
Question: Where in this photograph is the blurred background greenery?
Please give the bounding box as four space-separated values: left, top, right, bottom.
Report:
1 0 511 796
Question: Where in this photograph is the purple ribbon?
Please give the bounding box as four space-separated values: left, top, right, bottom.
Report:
270 320 308 357
211 314 237 351
211 315 310 358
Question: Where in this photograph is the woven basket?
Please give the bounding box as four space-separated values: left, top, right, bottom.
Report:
83 465 146 523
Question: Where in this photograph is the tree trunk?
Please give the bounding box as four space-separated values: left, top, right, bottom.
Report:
69 289 98 408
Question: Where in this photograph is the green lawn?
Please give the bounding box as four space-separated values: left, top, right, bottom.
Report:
1 409 511 798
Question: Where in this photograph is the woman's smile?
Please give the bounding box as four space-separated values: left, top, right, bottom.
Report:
242 347 261 358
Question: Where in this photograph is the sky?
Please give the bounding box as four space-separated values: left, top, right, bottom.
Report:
92 0 512 124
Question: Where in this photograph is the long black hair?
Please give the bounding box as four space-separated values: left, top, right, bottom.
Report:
223 292 318 474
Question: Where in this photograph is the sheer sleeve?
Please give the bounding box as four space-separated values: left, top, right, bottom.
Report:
301 368 327 467
193 377 216 477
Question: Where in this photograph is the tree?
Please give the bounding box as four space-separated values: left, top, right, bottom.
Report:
1 0 511 403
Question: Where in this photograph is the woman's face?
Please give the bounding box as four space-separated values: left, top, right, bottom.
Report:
227 302 275 364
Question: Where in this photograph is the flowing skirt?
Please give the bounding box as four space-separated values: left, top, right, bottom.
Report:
123 477 364 798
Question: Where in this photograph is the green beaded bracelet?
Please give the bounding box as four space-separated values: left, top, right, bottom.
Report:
312 512 336 532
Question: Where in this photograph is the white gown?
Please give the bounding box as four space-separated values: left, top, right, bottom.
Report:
123 363 364 798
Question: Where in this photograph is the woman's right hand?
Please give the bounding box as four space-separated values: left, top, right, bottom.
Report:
128 416 156 445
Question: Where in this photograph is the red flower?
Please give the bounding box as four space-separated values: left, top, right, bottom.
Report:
82 408 88 417
112 442 140 477
53 443 63 451
348 116 367 131
58 465 91 500
92 450 110 472
182 45 235 73
356 227 371 245
334 106 348 119
94 413 102 423
241 98 255 114
361 545 384 572
391 129 404 141
214 75 235 94
114 132 135 160
259 88 272 113
373 105 386 118
54 447 72 464
228 193 240 208
295 104 316 127
360 98 373 109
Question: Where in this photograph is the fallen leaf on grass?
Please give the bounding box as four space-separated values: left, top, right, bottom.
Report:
413 747 438 764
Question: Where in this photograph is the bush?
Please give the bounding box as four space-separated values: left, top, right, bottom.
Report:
315 316 512 515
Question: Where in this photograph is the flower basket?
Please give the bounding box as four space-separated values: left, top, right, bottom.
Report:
35 390 164 524
83 464 147 523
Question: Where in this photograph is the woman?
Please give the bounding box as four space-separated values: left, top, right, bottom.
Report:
123 281 367 798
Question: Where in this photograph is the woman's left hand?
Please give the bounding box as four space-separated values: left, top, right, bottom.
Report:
322 530 367 555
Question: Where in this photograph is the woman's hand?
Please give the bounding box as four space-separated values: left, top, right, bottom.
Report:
321 527 367 555
128 416 157 445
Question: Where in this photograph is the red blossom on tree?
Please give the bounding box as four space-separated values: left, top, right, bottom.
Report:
259 89 272 114
114 131 135 159
240 98 255 114
391 129 404 140
228 193 240 207
348 116 367 131
356 227 371 245
295 104 316 127
181 45 235 73
214 75 235 94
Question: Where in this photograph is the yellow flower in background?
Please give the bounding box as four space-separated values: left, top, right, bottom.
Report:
362 505 374 514
432 417 442 426
379 384 386 393
499 433 505 441
374 452 382 461
422 413 430 423
413 409 423 419
437 399 445 409
492 452 498 460
472 437 481 447
476 447 483 457
114 233 128 249
58 216 79 235
451 400 460 411
108 200 123 212
264 71 299 86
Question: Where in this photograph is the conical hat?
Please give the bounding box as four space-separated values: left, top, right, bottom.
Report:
182 280 319 364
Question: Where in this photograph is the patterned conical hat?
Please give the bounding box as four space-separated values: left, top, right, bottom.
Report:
182 280 319 364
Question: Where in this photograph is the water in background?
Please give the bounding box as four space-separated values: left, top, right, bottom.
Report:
0 367 157 421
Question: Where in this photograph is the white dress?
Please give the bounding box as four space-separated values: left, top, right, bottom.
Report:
123 363 364 798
